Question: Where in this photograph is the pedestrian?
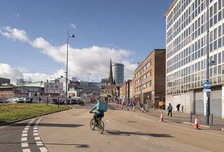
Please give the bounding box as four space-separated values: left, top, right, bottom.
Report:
176 104 180 112
167 103 173 117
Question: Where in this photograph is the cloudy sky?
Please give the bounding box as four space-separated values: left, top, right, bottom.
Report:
0 0 173 84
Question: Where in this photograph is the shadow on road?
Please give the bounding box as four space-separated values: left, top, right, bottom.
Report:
10 123 83 128
0 141 90 148
45 142 90 148
106 130 173 138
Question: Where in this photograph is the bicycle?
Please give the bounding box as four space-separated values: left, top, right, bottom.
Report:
90 112 104 134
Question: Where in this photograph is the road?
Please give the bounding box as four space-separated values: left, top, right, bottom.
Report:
0 104 224 152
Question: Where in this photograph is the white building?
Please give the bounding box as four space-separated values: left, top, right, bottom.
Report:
165 0 224 117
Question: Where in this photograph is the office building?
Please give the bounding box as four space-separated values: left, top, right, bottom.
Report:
165 0 224 117
112 63 124 85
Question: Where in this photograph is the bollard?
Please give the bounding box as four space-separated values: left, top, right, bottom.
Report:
190 112 193 123
210 113 213 126
57 96 60 108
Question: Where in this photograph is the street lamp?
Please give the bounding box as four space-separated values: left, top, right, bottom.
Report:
65 33 75 105
205 0 210 125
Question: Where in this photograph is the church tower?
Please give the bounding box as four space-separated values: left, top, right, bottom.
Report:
108 59 114 85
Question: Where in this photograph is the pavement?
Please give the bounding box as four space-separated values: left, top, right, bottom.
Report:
110 102 224 130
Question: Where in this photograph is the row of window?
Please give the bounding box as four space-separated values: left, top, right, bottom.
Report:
167 0 224 57
134 70 152 85
134 80 152 93
167 2 224 74
167 51 224 83
167 0 206 44
134 59 152 78
167 76 223 94
167 0 193 29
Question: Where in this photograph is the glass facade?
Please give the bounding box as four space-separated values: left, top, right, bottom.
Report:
166 0 224 95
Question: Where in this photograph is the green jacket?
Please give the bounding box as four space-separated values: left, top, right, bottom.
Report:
90 102 104 114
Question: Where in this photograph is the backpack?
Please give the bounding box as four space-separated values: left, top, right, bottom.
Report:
97 102 108 112
168 105 173 110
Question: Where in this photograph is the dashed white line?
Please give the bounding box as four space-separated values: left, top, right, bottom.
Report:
33 130 38 133
34 137 41 140
36 141 44 146
39 147 48 152
34 117 48 152
21 137 27 142
23 130 28 133
21 119 35 152
33 133 39 136
21 142 29 148
23 148 31 152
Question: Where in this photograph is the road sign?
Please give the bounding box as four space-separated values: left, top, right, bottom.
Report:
203 89 211 92
203 82 211 89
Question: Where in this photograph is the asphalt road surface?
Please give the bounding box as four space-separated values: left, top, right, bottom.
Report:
1 104 224 152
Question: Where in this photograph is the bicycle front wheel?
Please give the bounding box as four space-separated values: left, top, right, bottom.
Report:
97 120 104 134
90 119 96 130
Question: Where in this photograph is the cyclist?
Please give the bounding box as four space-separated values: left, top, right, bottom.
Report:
89 99 106 125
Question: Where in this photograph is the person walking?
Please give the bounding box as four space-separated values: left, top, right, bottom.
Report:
167 103 173 117
176 104 181 112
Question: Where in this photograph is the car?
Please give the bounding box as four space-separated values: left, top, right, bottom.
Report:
16 97 25 103
24 97 33 103
0 98 8 103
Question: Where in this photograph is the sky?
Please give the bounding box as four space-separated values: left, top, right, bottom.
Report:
0 0 173 84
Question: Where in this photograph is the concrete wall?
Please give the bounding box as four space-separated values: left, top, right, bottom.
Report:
166 91 194 113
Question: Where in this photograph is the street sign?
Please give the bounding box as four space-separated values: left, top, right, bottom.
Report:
203 89 211 92
203 82 211 89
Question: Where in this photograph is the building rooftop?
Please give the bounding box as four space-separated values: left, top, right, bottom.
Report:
164 0 177 17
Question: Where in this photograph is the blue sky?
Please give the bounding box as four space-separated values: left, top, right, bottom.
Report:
0 0 173 83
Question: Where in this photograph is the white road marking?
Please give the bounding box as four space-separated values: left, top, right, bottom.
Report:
33 133 39 136
36 141 44 146
33 130 38 133
23 148 31 152
21 142 29 148
21 118 35 152
39 147 48 152
23 130 28 133
33 117 48 151
35 137 41 141
21 137 27 142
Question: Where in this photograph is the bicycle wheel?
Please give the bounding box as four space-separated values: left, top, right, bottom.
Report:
97 120 104 134
90 118 96 130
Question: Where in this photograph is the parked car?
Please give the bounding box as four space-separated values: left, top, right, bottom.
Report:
16 97 25 103
24 97 33 103
0 98 8 103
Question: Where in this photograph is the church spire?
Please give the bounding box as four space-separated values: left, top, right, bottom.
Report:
108 59 114 85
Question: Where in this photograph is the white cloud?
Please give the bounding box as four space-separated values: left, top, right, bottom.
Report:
0 26 29 42
0 63 24 84
0 26 137 83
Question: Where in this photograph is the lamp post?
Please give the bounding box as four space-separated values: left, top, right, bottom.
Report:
205 0 210 125
65 33 75 105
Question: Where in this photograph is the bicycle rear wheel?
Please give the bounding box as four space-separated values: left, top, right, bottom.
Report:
97 120 104 134
90 118 96 130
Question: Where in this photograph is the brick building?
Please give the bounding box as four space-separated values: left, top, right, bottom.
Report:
132 49 166 108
